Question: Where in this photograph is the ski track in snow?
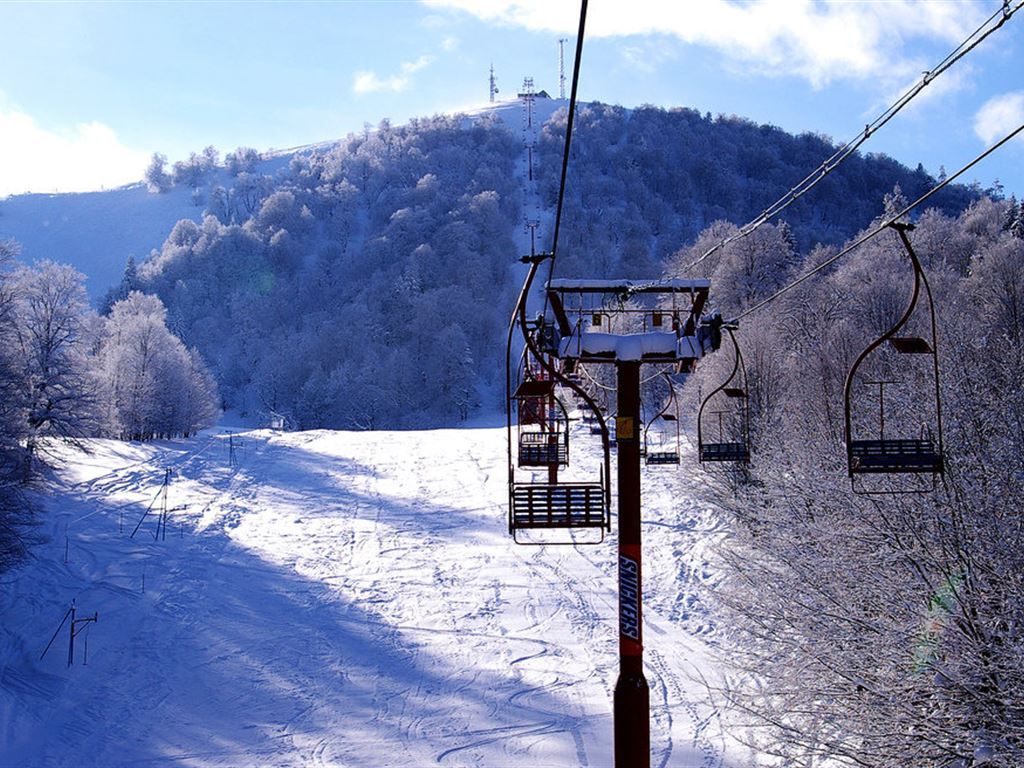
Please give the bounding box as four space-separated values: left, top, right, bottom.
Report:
0 425 752 767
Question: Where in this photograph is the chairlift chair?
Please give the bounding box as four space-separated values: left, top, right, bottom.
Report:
843 223 944 493
506 281 611 545
697 326 751 464
514 387 570 468
644 373 682 466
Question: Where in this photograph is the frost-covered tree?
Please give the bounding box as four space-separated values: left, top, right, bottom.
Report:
96 292 218 440
0 241 33 568
98 255 140 315
200 145 219 171
692 198 1024 766
172 152 208 190
225 146 260 176
205 185 230 223
144 152 172 193
9 261 97 462
0 240 23 449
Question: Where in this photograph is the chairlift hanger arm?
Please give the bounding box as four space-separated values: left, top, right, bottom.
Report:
520 274 610 451
893 224 944 461
643 372 678 442
697 327 743 444
506 259 542 503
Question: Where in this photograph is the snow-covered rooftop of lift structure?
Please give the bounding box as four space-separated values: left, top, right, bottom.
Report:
548 278 711 293
558 329 711 362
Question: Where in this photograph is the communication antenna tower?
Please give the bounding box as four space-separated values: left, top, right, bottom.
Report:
489 63 499 103
558 38 567 99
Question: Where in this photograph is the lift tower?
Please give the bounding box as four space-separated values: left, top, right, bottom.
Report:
509 276 718 766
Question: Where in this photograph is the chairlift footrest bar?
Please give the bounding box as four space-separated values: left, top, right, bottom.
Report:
699 442 750 462
645 452 680 465
849 439 942 473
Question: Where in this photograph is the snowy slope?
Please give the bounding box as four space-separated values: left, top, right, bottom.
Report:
0 423 757 767
0 149 298 300
0 182 198 299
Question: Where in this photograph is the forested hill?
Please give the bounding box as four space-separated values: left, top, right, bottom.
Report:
2 101 981 428
539 104 978 269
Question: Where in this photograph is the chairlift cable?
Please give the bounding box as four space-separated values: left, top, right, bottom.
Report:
578 360 616 393
542 0 589 306
733 120 1024 322
641 365 676 386
668 0 1024 276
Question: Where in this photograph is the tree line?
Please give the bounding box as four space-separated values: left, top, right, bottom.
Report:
131 105 978 431
672 193 1024 765
0 241 218 570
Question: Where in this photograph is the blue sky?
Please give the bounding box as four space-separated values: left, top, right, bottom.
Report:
1 0 1022 200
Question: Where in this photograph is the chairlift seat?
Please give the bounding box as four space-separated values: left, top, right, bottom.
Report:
511 483 606 529
724 387 747 398
700 442 750 462
849 439 942 473
513 380 554 399
890 337 932 354
660 414 677 421
646 451 680 465
518 432 568 466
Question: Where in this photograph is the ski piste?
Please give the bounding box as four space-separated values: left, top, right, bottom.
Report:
0 424 751 767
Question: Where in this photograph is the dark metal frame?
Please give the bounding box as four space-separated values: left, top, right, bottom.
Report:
513 363 571 468
506 259 611 546
544 279 711 365
697 326 750 464
842 222 944 493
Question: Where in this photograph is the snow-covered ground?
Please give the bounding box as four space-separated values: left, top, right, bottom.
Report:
0 423 756 767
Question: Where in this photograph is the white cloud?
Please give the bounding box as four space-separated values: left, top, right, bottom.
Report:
353 55 436 95
620 38 678 75
974 92 1024 145
0 108 149 197
423 0 984 87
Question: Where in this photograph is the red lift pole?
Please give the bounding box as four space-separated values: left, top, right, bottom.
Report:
614 360 650 767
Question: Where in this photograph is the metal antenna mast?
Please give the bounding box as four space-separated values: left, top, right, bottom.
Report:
489 63 499 103
558 38 567 99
